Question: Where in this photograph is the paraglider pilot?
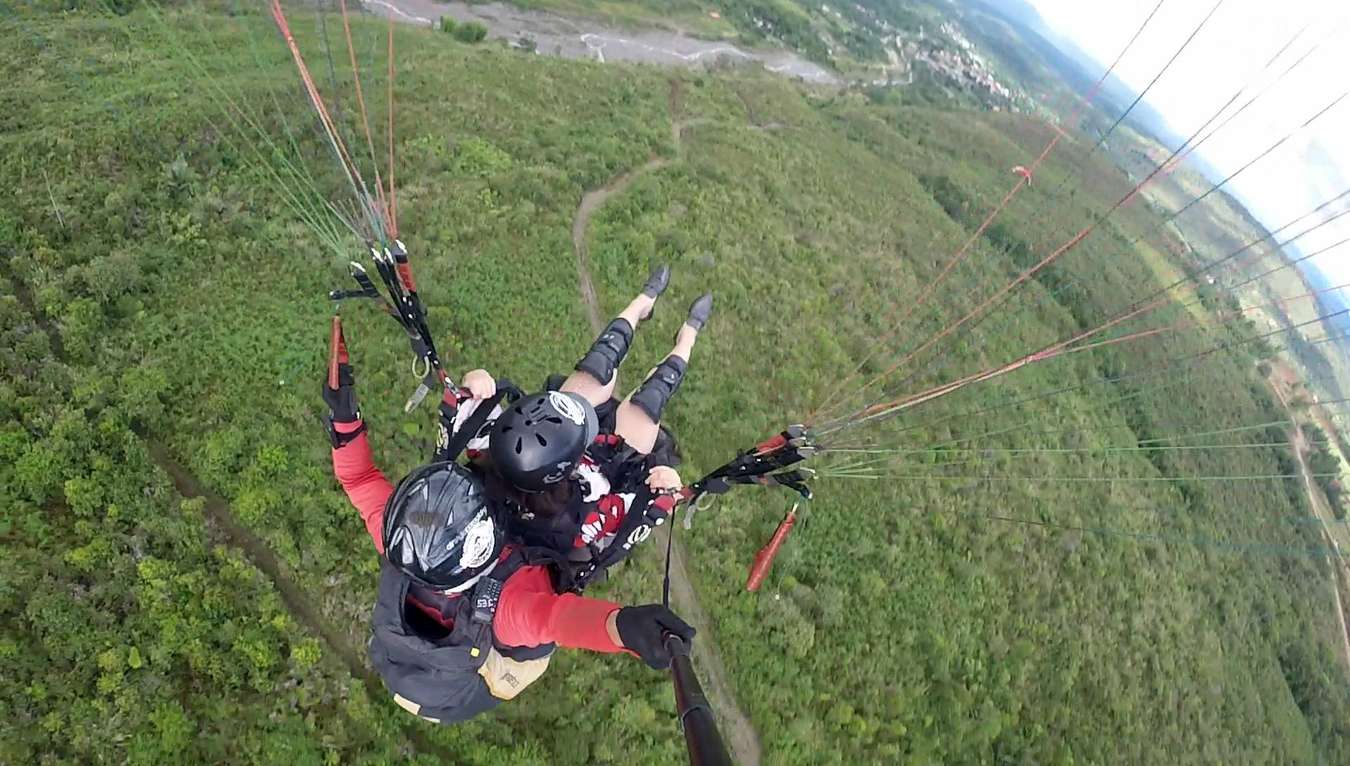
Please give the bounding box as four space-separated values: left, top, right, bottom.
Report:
323 351 696 724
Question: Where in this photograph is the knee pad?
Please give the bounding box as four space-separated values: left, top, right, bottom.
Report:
630 356 687 423
575 319 634 385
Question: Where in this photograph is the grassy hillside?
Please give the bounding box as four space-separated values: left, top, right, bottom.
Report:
1109 125 1350 427
3 4 1349 764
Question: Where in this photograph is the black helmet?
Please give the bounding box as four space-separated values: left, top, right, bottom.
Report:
382 462 504 592
488 391 599 492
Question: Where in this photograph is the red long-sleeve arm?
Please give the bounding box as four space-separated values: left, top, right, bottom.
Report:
493 565 625 653
331 421 395 554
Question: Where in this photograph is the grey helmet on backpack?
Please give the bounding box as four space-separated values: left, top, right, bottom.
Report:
488 391 599 492
382 462 504 593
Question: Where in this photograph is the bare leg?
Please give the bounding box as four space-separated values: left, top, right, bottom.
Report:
562 292 658 405
564 266 670 407
615 321 700 454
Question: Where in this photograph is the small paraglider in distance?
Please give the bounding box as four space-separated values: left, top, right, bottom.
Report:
1011 165 1033 185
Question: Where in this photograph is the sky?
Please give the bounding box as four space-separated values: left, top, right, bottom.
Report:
1024 0 1350 284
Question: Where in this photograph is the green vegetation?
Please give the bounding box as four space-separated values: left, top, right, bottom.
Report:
509 0 736 37
442 17 489 44
1301 423 1345 518
3 3 1349 765
512 0 935 68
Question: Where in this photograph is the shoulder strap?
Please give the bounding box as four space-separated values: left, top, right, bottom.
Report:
469 575 504 625
463 545 577 622
439 379 523 462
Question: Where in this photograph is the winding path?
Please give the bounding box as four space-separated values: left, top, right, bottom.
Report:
568 79 764 765
571 158 670 330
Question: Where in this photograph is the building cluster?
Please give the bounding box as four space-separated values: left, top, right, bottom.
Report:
909 23 1015 105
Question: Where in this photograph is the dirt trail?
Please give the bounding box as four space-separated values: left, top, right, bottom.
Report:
1289 432 1350 672
571 157 670 329
1268 370 1350 673
0 263 451 761
568 80 763 765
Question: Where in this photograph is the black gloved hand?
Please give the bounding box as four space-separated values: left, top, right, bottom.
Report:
615 604 696 670
322 363 360 423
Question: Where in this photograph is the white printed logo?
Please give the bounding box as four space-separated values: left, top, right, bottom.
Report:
548 391 586 426
458 519 496 570
542 461 570 485
626 525 652 548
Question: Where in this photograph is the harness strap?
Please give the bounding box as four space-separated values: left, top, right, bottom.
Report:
662 498 676 609
439 380 522 462
573 488 675 591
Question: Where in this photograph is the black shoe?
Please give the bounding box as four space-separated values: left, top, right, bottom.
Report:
684 293 713 332
642 264 672 299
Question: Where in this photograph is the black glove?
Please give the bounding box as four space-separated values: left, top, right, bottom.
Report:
323 363 360 422
323 363 364 447
615 604 696 670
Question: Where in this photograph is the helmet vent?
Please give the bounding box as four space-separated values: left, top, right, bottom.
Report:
535 434 548 446
546 416 563 424
514 437 524 454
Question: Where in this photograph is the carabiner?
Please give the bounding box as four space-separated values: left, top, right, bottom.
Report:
684 492 720 529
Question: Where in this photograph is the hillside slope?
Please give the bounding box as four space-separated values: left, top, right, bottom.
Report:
2 5 1349 763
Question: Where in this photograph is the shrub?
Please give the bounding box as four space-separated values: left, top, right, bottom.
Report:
453 21 488 44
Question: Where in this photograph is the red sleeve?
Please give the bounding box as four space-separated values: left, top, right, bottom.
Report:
331 421 395 553
493 565 624 653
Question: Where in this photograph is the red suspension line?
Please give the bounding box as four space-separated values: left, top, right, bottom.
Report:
841 268 1350 430
270 0 382 237
808 0 1171 421
816 192 1350 444
338 0 392 236
834 72 1348 422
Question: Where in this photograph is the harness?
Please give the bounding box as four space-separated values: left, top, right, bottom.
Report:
368 545 566 724
445 378 817 594
571 426 816 589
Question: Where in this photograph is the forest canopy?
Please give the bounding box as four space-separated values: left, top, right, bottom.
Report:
2 3 1349 764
